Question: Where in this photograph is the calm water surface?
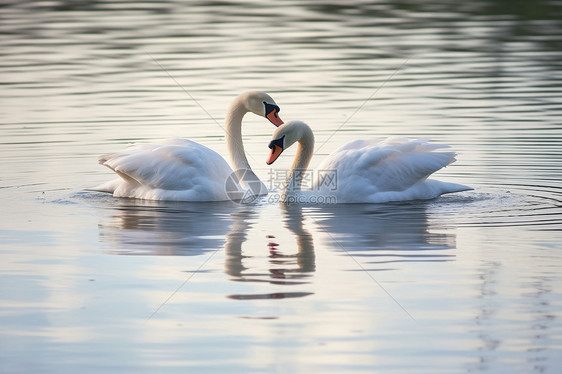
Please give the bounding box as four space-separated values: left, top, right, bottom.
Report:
1 1 562 373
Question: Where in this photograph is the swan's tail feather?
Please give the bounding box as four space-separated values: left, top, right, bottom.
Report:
113 169 143 186
99 154 144 186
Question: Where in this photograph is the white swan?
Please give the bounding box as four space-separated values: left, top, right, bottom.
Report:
93 91 284 201
266 120 472 203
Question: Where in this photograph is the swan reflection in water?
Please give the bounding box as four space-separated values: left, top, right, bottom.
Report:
98 198 238 256
225 204 316 300
98 198 457 297
309 202 457 268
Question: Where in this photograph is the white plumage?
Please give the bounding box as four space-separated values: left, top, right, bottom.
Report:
91 91 284 201
94 139 235 201
315 137 469 203
267 120 471 203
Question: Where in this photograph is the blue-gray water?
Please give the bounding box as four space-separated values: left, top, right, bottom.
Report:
1 1 562 373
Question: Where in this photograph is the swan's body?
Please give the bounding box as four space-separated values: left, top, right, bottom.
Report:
94 138 238 201
266 120 472 203
93 91 283 201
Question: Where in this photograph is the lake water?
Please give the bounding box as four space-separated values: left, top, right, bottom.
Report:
1 1 562 373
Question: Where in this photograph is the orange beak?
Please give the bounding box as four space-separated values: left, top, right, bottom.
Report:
266 145 284 165
266 109 284 127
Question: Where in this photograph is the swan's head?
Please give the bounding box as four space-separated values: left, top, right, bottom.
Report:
266 120 312 165
240 91 284 127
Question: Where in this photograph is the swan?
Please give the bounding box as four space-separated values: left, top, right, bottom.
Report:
92 91 284 201
265 120 472 203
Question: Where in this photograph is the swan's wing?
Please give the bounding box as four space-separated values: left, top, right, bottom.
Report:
98 139 235 200
317 138 458 199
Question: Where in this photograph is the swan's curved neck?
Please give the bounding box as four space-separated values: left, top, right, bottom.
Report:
225 98 251 172
287 126 315 192
225 97 266 194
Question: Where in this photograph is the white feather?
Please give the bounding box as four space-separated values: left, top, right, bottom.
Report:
269 121 472 204
91 92 281 201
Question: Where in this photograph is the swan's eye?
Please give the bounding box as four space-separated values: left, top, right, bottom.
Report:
263 102 280 118
266 135 286 165
268 135 285 149
263 102 284 126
